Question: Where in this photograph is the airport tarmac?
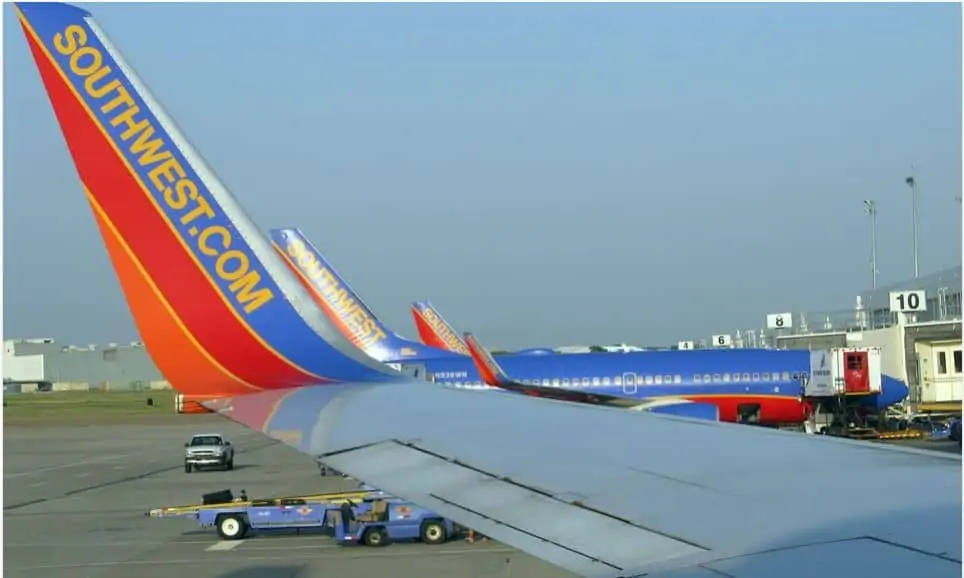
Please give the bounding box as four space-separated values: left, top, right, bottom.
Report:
4 418 572 578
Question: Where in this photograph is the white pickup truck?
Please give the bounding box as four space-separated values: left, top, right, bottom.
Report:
184 433 235 473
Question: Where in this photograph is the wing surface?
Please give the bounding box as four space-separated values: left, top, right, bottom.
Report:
207 382 962 578
14 3 962 577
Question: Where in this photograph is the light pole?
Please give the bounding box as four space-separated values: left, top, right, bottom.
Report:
863 199 878 289
905 176 919 278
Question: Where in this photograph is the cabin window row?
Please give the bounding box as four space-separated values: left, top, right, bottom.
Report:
693 371 800 384
448 371 803 389
513 371 797 388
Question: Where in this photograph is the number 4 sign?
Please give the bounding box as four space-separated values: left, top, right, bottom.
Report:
766 313 793 330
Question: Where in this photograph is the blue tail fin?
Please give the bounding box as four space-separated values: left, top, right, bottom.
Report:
270 228 454 362
14 2 400 395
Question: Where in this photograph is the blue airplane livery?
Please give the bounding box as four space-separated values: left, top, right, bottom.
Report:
15 6 957 574
271 228 909 426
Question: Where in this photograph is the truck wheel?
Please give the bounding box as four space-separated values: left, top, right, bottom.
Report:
184 464 192 474
363 527 387 547
420 520 447 544
216 515 247 540
225 457 234 471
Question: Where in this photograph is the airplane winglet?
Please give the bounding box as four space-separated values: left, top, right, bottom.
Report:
463 332 646 408
463 332 510 387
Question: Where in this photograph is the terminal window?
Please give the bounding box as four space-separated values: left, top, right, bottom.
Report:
938 352 948 375
955 350 962 374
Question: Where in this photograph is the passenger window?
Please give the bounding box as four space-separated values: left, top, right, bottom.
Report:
542 379 550 386
602 377 611 386
552 379 560 387
592 377 600 386
722 373 731 382
673 375 682 384
614 376 622 386
703 374 712 382
733 373 741 382
762 372 770 381
712 374 721 383
654 375 663 384
582 377 590 386
742 373 750 381
782 371 790 381
665 375 673 384
694 374 702 383
645 375 654 385
562 378 570 386
752 373 760 382
792 372 799 380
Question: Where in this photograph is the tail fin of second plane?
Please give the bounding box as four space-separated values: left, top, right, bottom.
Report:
270 228 452 362
411 301 471 355
14 2 399 398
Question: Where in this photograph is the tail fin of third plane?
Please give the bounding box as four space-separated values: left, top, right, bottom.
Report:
14 2 399 398
411 301 471 355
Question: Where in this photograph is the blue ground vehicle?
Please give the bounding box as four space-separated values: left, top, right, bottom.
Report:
148 489 388 540
333 498 458 547
949 418 961 448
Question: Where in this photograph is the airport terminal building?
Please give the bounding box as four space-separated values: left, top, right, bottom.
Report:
720 265 963 407
2 338 164 392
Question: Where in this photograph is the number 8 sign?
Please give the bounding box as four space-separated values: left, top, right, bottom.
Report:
766 312 793 330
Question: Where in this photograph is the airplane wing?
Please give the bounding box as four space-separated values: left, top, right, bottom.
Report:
208 383 962 578
463 331 645 409
13 3 961 577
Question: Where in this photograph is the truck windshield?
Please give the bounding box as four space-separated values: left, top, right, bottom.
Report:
190 436 222 446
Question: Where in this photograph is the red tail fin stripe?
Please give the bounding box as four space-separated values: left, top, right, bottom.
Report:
87 188 261 394
464 333 502 385
411 306 471 355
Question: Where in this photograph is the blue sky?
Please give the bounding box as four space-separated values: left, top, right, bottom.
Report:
3 2 961 349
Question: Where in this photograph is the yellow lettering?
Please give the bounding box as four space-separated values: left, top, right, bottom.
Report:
53 32 276 316
287 240 305 258
164 179 196 210
100 85 134 114
216 250 249 281
423 309 464 351
54 24 87 55
283 239 385 345
229 271 275 314
69 46 101 76
130 125 173 166
83 66 118 98
180 194 215 225
109 104 150 140
331 289 355 314
198 226 230 256
148 158 184 191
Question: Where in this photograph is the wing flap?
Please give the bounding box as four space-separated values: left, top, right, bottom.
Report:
649 538 961 578
322 440 706 577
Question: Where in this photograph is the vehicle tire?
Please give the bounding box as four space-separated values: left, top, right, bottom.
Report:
216 515 247 540
225 457 234 471
184 463 192 474
420 520 447 544
363 527 387 547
